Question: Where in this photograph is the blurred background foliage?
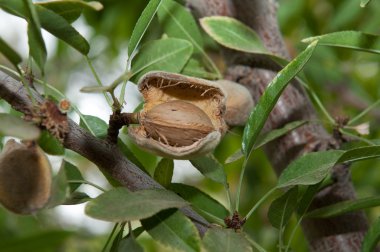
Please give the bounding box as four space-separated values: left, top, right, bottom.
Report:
0 0 379 251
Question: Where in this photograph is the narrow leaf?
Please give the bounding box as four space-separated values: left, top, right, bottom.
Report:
85 188 189 222
169 183 229 222
63 191 91 205
128 0 161 58
157 0 203 53
23 0 47 73
306 196 380 218
362 217 380 252
79 114 108 138
62 160 84 192
117 236 144 252
47 164 69 207
0 36 22 69
154 158 174 188
277 150 344 188
37 0 103 23
80 85 110 93
202 227 253 252
302 31 380 55
181 58 219 79
130 38 193 82
296 182 323 215
225 149 243 164
190 155 227 185
141 209 201 252
200 16 267 54
268 186 298 229
0 113 40 140
242 41 318 158
0 1 90 54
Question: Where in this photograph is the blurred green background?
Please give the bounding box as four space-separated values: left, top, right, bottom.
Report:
0 0 380 251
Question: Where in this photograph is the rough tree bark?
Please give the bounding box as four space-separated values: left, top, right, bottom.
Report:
186 0 370 251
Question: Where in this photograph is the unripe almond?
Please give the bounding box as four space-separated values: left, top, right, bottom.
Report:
141 100 215 147
0 140 52 214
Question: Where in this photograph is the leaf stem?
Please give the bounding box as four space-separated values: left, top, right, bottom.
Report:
225 183 234 215
101 222 119 252
235 158 248 211
67 179 107 192
245 187 277 221
85 56 113 107
348 99 380 126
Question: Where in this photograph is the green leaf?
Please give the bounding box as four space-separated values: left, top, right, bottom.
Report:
202 227 253 252
242 41 318 158
0 36 22 69
79 114 108 138
23 0 47 74
62 160 84 192
200 16 267 54
141 209 201 252
47 164 69 207
0 1 90 55
268 186 298 229
117 139 148 173
80 85 110 93
360 0 372 7
302 31 380 55
362 217 380 252
130 38 193 82
63 191 91 205
157 0 203 53
37 0 103 23
225 149 243 164
85 188 189 222
277 150 344 188
278 146 380 188
117 237 144 252
0 113 40 140
128 0 161 58
38 130 65 155
254 121 308 149
190 155 227 185
305 196 380 218
154 158 174 188
0 231 72 252
181 58 219 79
296 182 322 215
169 183 229 223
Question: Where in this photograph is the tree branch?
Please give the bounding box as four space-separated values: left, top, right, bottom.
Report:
187 0 370 251
0 71 209 235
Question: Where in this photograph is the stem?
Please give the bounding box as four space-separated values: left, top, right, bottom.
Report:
225 183 234 215
85 56 113 107
235 158 248 211
17 66 37 106
285 217 303 252
101 222 119 252
194 207 225 226
339 129 375 146
67 179 107 192
245 187 277 221
348 99 380 126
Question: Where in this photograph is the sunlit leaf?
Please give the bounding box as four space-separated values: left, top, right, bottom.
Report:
80 85 110 93
130 38 193 82
361 0 372 7
141 209 201 252
302 31 380 55
362 217 380 252
202 227 252 252
190 155 227 185
128 0 161 58
0 113 40 140
23 0 47 74
0 1 90 54
200 16 267 54
268 186 298 229
154 158 174 188
242 41 318 158
85 188 189 222
169 183 229 223
37 0 103 23
305 196 380 218
0 36 22 70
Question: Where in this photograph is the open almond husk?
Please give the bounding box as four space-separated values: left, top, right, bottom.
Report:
128 71 227 159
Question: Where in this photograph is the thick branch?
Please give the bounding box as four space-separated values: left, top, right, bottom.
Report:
187 0 370 251
0 71 209 235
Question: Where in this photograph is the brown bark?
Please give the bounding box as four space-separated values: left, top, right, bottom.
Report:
187 0 369 251
0 72 209 235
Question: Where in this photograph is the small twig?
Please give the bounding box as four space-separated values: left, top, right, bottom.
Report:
106 112 139 144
